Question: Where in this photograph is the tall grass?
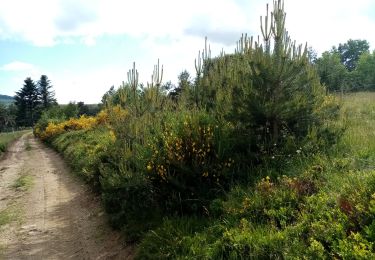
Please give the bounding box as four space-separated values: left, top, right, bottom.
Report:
0 130 30 156
338 92 375 169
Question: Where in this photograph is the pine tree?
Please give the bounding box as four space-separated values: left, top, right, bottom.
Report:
193 0 330 156
14 77 40 126
38 75 57 109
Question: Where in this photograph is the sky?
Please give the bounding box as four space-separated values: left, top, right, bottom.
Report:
0 0 374 104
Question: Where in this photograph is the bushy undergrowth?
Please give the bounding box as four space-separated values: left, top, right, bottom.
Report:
136 92 375 259
51 126 114 189
33 0 371 257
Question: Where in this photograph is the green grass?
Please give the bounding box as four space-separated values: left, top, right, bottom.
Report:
12 174 33 191
0 130 30 156
338 92 375 169
0 205 20 228
0 208 13 227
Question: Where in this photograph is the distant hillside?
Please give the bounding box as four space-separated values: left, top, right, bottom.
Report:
0 94 14 105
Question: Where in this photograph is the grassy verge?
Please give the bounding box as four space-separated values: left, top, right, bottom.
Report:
0 130 30 157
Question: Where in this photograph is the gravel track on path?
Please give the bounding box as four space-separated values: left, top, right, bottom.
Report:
0 133 134 259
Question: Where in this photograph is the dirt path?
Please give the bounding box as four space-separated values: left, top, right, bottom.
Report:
0 133 134 259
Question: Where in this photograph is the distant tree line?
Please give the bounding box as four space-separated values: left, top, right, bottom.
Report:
0 75 99 132
314 39 375 93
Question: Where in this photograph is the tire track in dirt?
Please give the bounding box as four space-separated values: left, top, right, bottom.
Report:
0 133 134 259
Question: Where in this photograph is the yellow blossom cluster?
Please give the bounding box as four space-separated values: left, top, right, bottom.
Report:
146 118 233 183
107 105 129 124
37 115 102 140
96 110 110 125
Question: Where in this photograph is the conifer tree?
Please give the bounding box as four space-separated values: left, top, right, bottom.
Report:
14 77 40 126
193 0 329 156
38 75 57 109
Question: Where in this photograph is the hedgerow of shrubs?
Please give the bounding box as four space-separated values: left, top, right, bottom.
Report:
33 0 358 256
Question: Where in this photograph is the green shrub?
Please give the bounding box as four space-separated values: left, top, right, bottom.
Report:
145 110 235 214
188 1 342 165
334 232 374 259
136 217 209 260
100 160 160 241
52 127 114 188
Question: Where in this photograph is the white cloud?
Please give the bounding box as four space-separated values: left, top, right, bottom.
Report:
283 0 375 53
0 0 374 51
1 0 375 103
0 61 36 71
0 61 43 96
0 0 254 46
52 66 127 104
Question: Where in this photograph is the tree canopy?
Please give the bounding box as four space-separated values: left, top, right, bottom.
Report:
336 39 370 71
315 51 347 92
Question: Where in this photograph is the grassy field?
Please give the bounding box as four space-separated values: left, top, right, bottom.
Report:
339 92 375 170
0 130 30 157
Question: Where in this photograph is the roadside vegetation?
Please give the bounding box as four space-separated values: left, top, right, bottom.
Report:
135 92 375 259
32 0 375 258
0 130 30 157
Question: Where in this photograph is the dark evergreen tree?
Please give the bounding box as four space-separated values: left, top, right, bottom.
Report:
38 75 56 109
77 101 89 116
14 77 40 126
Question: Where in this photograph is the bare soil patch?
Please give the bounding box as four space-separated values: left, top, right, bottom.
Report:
0 133 134 259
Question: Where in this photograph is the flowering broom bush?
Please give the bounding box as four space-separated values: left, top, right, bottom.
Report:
35 111 110 141
144 110 235 214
